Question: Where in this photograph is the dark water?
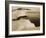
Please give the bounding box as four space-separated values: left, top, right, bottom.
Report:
29 18 40 27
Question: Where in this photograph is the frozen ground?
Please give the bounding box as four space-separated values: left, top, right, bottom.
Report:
12 19 40 31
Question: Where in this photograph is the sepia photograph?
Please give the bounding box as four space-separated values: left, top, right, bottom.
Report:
12 7 40 31
5 1 45 37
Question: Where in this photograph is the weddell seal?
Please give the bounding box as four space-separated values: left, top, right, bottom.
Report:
12 8 36 31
